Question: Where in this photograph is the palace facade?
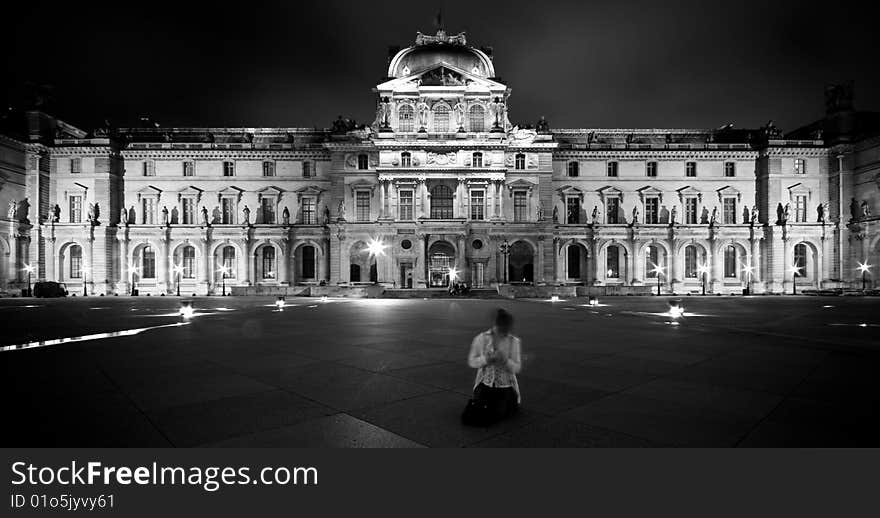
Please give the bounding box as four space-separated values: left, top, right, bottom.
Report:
2 29 879 296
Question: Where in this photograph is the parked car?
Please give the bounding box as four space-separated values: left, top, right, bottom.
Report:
33 281 68 298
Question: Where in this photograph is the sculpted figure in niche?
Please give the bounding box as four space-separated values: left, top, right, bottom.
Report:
242 205 250 225
710 206 718 226
324 205 331 225
783 203 790 224
338 199 346 221
817 204 825 223
417 101 429 129
283 206 291 225
454 100 465 129
776 203 785 225
632 206 639 225
552 206 558 224
670 205 677 225
536 201 544 221
591 206 599 224
7 200 17 220
120 207 128 225
862 200 872 218
201 206 209 226
751 206 758 226
161 205 169 226
52 204 61 223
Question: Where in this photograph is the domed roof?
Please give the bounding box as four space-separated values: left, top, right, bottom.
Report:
387 30 495 79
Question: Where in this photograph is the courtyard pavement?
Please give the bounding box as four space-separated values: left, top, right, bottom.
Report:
1 294 878 447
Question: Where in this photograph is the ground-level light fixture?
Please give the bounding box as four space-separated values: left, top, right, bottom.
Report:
321 295 328 303
275 296 286 310
179 300 194 319
668 300 684 319
697 263 709 296
172 264 184 297
588 296 599 307
217 265 231 296
551 295 560 303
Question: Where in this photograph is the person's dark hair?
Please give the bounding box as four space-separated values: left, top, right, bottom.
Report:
494 308 513 332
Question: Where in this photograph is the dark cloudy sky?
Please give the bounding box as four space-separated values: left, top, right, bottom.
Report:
4 0 878 132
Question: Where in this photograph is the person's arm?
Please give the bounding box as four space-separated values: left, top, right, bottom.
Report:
505 337 522 374
467 334 488 369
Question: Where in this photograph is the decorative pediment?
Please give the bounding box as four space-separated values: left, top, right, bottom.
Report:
349 180 376 195
637 185 664 203
598 185 623 201
506 178 537 192
217 186 244 203
135 185 161 201
295 185 325 198
256 186 283 201
177 185 204 203
63 182 90 200
676 185 703 202
786 182 812 202
377 62 507 92
716 185 742 202
556 185 585 201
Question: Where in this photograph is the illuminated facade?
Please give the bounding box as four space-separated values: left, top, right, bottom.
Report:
2 30 879 296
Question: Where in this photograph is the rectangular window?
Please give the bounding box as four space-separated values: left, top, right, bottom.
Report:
470 190 485 220
183 161 194 176
646 161 658 177
142 247 156 279
566 197 580 224
724 246 737 278
400 153 412 167
723 197 737 224
182 248 195 279
69 195 83 223
262 249 275 279
794 195 807 223
143 161 155 176
221 198 235 224
607 161 618 177
606 197 620 224
645 197 659 224
567 162 579 177
70 251 82 279
685 247 698 278
685 198 698 225
794 159 806 175
262 161 275 177
645 246 659 278
472 153 483 168
302 161 312 177
70 158 81 174
514 192 527 222
357 154 369 170
398 190 413 220
302 198 316 225
356 191 371 222
222 161 235 177
515 154 525 170
607 246 620 279
724 162 736 177
142 198 156 225
181 198 195 224
261 197 276 224
685 161 697 177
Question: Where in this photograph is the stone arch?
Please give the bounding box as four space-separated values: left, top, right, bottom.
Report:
636 239 672 282
715 240 750 281
678 241 709 282
0 235 9 287
211 240 245 283
427 239 456 286
170 240 203 284
561 238 591 282
129 241 160 285
57 240 87 284
508 239 535 284
349 240 378 283
597 239 632 283
252 240 285 283
792 239 820 283
293 239 324 283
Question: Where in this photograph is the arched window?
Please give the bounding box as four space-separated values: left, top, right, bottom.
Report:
684 245 698 278
401 152 412 167
430 184 454 219
433 105 450 132
357 154 369 170
794 243 807 277
69 245 82 279
398 105 414 132
567 161 579 177
645 246 660 278
724 245 737 278
606 245 620 279
222 246 236 278
182 246 196 279
515 153 526 170
142 246 156 279
472 152 483 168
468 105 485 132
262 247 276 279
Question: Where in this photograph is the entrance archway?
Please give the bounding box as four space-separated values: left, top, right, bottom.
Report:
509 240 534 283
565 242 589 282
428 240 455 287
349 241 377 283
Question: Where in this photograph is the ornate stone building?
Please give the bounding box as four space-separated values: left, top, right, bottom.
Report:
2 30 879 296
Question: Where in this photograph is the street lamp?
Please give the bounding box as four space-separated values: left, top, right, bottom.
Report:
366 237 387 258
448 266 458 288
696 263 709 296
788 264 802 295
128 264 140 296
741 262 755 295
23 264 35 297
857 261 872 291
217 265 230 296
83 272 88 297
172 264 184 297
650 263 665 296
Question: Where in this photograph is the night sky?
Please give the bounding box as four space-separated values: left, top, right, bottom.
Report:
4 0 878 132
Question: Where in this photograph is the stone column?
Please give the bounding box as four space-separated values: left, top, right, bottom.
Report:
750 233 762 292
241 239 252 286
669 242 679 293
554 238 562 282
322 238 330 282
536 236 545 284
709 237 721 293
498 182 506 220
278 238 289 285
45 236 57 282
118 235 130 295
157 235 169 294
456 235 466 282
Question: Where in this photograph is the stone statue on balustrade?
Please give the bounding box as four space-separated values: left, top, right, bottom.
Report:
283 206 291 225
591 206 599 225
242 205 251 225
